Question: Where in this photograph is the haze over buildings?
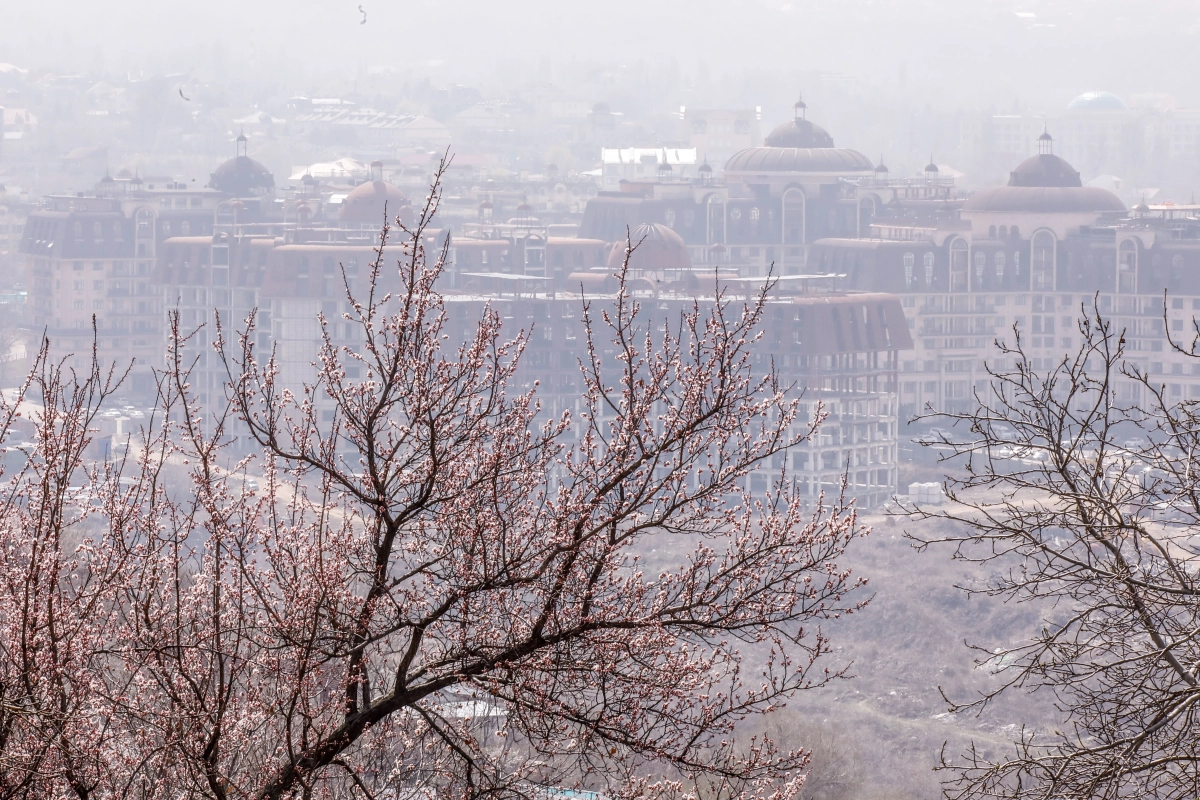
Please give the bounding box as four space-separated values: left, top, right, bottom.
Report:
3 1 1200 508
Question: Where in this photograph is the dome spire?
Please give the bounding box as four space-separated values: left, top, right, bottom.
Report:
236 127 248 158
794 93 807 120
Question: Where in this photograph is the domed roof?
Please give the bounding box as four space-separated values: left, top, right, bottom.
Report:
1068 91 1128 111
339 180 409 224
209 155 275 197
1008 153 1083 187
607 222 691 271
724 147 874 174
764 118 836 148
963 186 1125 214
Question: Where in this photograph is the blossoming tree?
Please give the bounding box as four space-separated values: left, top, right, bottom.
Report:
0 160 866 800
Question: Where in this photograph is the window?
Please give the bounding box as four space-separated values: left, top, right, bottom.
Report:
1032 231 1055 290
781 189 803 245
995 251 1006 278
903 252 915 286
73 281 83 290
93 280 103 290
73 300 83 310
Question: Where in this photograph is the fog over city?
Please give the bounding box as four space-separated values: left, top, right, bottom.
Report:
5 3 1200 800
5 1 1200 191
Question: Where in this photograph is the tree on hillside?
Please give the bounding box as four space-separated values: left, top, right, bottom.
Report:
908 301 1200 800
0 159 867 800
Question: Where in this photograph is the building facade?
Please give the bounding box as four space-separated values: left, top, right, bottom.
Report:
807 134 1200 421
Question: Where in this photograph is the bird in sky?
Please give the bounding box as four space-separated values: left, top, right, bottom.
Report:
358 5 367 24
179 88 190 101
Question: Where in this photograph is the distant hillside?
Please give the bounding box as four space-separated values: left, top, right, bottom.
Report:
768 510 1058 800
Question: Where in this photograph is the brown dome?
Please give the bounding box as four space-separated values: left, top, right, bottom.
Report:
1008 153 1082 188
607 222 691 271
724 147 874 174
209 156 275 197
764 118 835 148
340 180 409 224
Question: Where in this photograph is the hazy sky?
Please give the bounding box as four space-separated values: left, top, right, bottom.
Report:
3 0 1199 112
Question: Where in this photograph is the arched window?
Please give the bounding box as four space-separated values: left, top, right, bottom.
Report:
903 252 915 286
729 207 742 222
1014 250 1021 275
664 208 676 228
1031 230 1055 290
161 221 171 236
949 238 968 291
73 221 83 237
1119 239 1139 293
749 206 760 236
706 195 726 244
995 251 1006 278
999 225 1008 239
180 221 190 236
782 188 805 245
92 221 103 237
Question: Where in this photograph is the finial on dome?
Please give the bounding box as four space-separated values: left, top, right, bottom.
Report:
794 94 807 120
875 155 888 174
236 128 247 158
